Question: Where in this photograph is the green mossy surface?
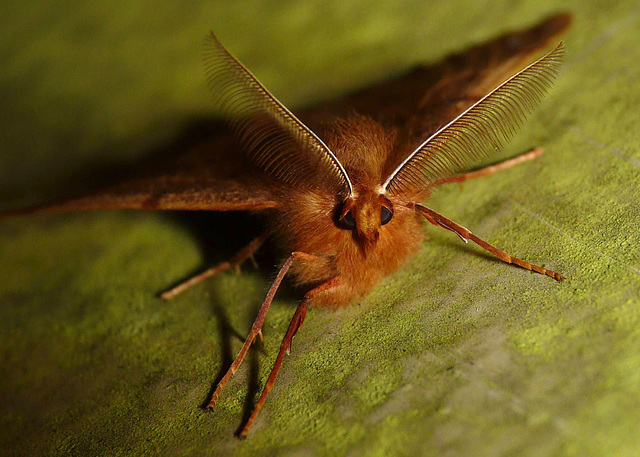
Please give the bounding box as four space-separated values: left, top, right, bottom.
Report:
1 1 639 456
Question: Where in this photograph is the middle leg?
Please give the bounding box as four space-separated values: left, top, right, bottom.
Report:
161 234 267 300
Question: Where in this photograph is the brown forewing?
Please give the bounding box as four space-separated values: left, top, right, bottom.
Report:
10 133 281 216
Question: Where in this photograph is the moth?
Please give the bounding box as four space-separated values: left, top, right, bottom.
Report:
4 14 571 437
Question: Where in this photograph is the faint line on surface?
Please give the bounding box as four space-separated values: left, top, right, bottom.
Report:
568 127 640 169
509 200 640 278
568 6 640 64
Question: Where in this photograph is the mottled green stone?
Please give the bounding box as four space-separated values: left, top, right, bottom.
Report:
1 1 639 456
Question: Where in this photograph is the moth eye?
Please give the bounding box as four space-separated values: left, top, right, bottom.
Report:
341 211 356 230
380 206 393 225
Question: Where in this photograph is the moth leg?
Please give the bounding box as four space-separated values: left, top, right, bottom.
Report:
416 204 564 281
161 234 267 300
238 276 340 439
205 251 319 412
429 147 544 188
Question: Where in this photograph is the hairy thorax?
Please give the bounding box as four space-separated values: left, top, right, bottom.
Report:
266 115 426 307
269 185 423 308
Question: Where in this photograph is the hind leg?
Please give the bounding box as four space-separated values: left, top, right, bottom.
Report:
430 147 544 188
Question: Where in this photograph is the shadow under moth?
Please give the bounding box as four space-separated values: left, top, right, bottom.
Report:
5 13 571 437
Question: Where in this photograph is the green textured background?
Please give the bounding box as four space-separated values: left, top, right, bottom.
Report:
1 1 639 456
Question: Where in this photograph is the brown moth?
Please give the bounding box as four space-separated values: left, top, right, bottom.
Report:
4 14 571 437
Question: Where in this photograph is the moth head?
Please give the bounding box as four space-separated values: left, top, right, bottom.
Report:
338 191 394 248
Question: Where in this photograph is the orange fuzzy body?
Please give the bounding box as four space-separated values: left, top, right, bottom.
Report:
270 116 425 307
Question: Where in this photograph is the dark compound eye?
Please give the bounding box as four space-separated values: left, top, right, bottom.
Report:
381 206 393 225
341 211 356 230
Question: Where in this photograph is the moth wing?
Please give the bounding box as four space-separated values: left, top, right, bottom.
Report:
5 133 281 216
299 13 572 172
5 14 571 217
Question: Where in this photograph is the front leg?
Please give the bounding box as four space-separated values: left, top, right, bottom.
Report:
205 250 338 438
206 251 317 411
237 276 341 438
416 204 564 281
